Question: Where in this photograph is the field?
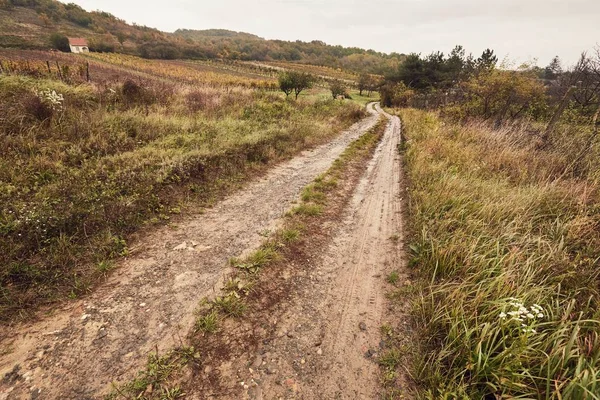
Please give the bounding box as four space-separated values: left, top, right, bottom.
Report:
251 60 360 82
394 109 600 398
0 50 366 321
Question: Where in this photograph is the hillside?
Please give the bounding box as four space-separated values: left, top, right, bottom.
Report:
0 0 404 74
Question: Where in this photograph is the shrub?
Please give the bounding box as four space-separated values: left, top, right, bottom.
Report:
452 69 548 122
23 92 53 121
185 90 218 112
329 79 348 99
49 33 70 52
120 79 149 106
380 82 415 107
89 35 117 53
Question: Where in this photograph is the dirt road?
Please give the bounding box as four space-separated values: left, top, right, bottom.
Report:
0 105 381 400
195 106 406 399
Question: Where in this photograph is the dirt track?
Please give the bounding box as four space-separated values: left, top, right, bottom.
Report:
0 105 381 400
198 106 406 399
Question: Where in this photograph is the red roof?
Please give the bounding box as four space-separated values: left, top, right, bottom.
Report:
68 38 88 46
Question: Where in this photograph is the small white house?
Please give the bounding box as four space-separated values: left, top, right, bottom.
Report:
68 38 89 53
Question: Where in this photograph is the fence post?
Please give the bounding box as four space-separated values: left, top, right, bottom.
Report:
56 61 64 81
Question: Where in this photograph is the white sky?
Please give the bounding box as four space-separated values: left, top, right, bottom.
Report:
66 0 599 66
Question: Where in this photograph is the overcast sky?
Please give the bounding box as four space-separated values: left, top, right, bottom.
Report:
67 0 599 66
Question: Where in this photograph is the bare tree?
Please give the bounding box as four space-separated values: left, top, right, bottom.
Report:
545 49 600 140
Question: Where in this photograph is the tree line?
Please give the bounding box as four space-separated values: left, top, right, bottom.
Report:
380 45 600 138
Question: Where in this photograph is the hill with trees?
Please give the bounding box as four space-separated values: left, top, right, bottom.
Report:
0 0 404 74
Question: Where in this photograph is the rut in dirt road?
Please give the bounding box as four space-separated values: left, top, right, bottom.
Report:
225 107 406 400
0 104 380 400
314 107 405 398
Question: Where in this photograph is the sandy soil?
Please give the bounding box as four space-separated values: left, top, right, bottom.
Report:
0 105 381 400
185 106 408 399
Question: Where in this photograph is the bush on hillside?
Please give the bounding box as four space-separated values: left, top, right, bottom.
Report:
49 32 70 52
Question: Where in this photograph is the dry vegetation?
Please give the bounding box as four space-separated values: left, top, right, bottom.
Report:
0 50 365 322
392 109 600 398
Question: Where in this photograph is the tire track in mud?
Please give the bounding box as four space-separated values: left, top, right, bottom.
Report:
0 104 380 400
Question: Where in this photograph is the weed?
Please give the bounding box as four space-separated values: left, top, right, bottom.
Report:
280 228 300 242
292 203 323 216
223 277 254 295
232 245 280 274
380 323 394 337
312 177 338 192
106 346 198 400
195 310 219 333
386 271 399 285
246 245 280 267
301 185 326 203
213 293 247 318
378 349 402 370
259 229 271 237
96 260 115 275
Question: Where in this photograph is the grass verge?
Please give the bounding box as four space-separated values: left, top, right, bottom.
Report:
396 108 600 399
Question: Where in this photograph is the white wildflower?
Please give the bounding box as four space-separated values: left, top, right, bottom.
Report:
36 88 65 112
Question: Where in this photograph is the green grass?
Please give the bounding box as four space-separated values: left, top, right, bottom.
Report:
194 310 219 333
0 73 366 321
96 260 115 275
213 293 247 318
280 228 300 243
386 271 400 285
301 184 327 203
349 89 380 106
291 203 324 216
398 108 600 399
231 244 281 275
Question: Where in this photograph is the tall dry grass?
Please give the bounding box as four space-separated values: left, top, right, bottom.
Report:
398 109 600 399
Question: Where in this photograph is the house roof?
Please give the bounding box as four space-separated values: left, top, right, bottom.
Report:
68 38 88 46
